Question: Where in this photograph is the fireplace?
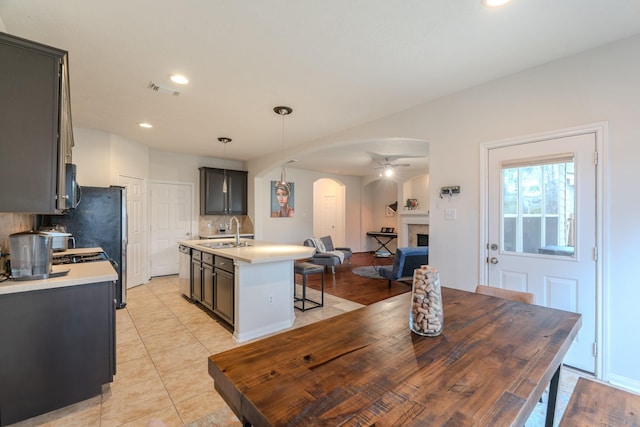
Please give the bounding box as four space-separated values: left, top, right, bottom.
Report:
398 211 429 247
417 233 429 247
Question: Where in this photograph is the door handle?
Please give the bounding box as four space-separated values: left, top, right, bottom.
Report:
489 257 499 264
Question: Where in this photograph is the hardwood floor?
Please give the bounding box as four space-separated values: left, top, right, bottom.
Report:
301 252 412 305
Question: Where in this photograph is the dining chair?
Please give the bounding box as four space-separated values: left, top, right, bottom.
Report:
475 284 535 304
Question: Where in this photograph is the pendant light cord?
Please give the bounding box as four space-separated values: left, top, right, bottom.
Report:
274 106 292 184
280 112 286 183
218 137 231 193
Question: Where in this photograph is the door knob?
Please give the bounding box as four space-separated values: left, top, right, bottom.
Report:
489 257 499 264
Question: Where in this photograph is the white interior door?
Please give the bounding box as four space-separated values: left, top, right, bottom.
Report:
320 195 337 240
150 182 193 277
119 174 147 288
487 132 597 373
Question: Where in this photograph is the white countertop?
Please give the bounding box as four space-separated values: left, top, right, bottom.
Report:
0 261 118 295
179 239 314 264
52 247 104 257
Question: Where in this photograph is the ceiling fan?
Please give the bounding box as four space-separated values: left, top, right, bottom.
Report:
369 152 422 176
375 160 411 176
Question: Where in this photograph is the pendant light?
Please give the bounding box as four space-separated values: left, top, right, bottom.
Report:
218 137 231 193
274 106 293 184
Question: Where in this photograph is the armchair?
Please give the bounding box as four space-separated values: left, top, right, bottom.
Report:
378 246 429 288
303 236 352 274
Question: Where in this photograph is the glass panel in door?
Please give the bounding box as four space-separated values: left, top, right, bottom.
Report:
501 156 575 258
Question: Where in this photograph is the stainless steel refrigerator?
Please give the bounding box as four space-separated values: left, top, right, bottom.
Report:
44 186 127 308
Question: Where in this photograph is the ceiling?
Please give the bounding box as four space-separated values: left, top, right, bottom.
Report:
1 1 640 177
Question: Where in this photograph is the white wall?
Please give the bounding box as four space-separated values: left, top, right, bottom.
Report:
300 35 640 389
403 174 429 212
72 128 111 186
73 127 243 205
361 179 398 252
255 167 363 250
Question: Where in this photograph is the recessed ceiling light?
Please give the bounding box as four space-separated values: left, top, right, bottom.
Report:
481 0 511 7
139 122 153 128
170 74 189 85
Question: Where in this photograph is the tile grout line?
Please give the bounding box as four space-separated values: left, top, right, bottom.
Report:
145 278 221 426
116 286 188 426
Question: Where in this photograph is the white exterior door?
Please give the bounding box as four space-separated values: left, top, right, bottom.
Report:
119 174 147 288
487 132 598 373
150 182 193 277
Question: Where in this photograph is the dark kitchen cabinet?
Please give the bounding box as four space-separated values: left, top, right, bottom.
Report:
0 32 74 213
191 250 203 302
190 249 234 327
191 250 214 310
0 281 115 426
199 167 247 215
214 256 234 326
202 253 214 310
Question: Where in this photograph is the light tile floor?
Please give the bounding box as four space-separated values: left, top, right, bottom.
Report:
9 275 589 426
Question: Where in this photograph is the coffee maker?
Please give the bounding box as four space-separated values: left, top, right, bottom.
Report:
9 231 53 280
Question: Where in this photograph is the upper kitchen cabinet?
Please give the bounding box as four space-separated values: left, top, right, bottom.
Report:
0 32 74 214
199 168 247 215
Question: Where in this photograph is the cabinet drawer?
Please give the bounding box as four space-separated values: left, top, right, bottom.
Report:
215 256 234 273
192 250 202 261
202 252 214 265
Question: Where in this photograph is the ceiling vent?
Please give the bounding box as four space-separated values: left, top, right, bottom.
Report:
147 81 181 96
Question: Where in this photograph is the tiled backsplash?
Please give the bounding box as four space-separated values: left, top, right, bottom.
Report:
0 213 35 273
198 215 254 238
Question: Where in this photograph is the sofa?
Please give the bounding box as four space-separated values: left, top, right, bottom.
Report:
378 246 429 288
303 236 352 274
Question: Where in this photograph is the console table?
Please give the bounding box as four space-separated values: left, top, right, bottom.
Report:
366 231 398 255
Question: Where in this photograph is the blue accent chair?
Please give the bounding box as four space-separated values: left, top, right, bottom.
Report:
378 246 429 288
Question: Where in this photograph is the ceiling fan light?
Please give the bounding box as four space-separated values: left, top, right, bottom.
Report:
481 0 511 7
385 168 393 177
170 74 189 85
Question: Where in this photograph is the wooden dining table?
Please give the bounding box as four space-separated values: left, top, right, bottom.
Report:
208 287 581 427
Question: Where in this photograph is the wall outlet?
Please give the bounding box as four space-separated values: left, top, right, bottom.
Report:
268 295 274 305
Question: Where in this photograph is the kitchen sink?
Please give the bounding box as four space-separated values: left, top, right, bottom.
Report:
199 241 251 249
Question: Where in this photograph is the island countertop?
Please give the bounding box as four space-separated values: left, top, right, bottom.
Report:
179 239 315 264
0 261 118 295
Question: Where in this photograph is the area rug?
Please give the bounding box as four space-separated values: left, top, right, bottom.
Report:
351 266 385 280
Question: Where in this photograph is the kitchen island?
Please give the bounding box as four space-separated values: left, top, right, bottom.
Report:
0 261 117 426
179 239 315 342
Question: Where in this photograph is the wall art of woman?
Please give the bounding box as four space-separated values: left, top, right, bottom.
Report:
271 181 295 217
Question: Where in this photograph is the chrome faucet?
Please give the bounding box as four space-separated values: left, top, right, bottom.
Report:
230 216 240 245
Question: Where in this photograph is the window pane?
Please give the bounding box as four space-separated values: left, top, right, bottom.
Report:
501 156 575 257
